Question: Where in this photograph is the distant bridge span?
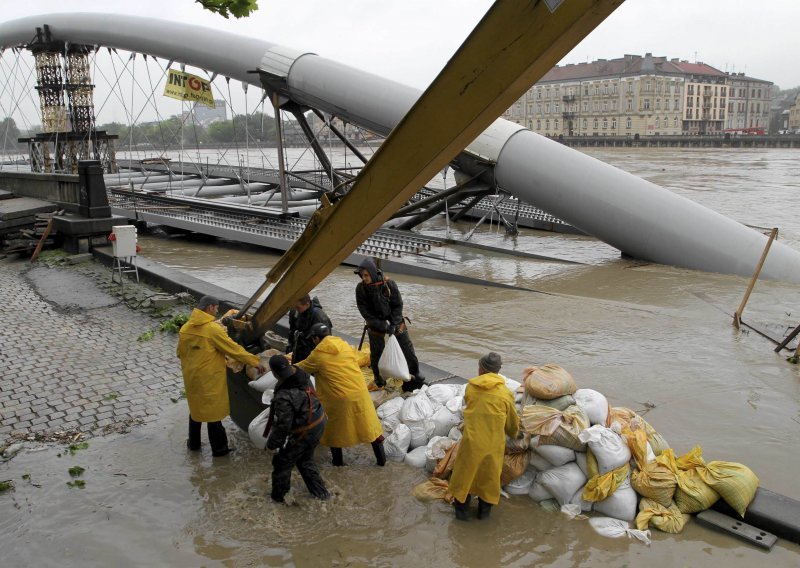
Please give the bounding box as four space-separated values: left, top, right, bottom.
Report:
3 12 800 282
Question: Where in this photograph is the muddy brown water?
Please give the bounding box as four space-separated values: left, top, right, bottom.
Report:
3 148 800 566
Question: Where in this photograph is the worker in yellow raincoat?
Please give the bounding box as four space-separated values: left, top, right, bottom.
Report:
296 323 386 466
448 352 519 520
177 295 263 457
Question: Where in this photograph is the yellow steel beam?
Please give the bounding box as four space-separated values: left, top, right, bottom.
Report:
245 0 624 340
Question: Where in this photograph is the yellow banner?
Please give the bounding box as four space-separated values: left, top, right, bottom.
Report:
163 70 215 108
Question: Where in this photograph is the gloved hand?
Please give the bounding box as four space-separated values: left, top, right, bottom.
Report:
386 324 396 336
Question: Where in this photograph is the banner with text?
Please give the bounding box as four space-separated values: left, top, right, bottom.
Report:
163 70 215 108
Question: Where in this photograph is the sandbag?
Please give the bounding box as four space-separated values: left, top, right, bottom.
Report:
575 451 589 477
631 448 678 507
529 478 553 502
384 423 412 462
445 395 464 415
522 393 577 412
411 477 451 502
582 463 630 502
674 468 720 513
505 469 536 495
593 478 638 522
247 408 271 449
248 371 278 392
588 517 651 545
579 425 631 474
500 449 529 486
521 404 588 451
500 374 522 395
636 498 690 534
400 390 437 423
573 388 610 426
377 396 405 431
538 462 587 506
539 499 561 513
430 405 461 438
535 444 576 468
522 364 577 400
530 451 555 471
432 441 460 480
447 426 462 442
407 418 436 450
570 486 593 512
425 436 455 461
378 334 411 381
404 446 428 468
609 407 670 455
697 460 759 518
425 384 461 405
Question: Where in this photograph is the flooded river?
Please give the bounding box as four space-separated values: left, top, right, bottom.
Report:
4 147 800 566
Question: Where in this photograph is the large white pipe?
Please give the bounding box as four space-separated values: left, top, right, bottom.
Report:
3 13 800 281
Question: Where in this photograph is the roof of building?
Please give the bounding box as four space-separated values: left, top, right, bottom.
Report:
537 53 727 84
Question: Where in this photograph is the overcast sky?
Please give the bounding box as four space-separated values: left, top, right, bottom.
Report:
2 0 799 89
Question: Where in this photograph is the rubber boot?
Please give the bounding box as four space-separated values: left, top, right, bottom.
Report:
453 497 471 521
477 498 493 520
331 447 345 467
371 439 387 467
401 375 426 393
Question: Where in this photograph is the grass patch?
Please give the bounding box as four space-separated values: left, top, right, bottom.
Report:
67 442 89 455
159 313 189 334
103 392 119 401
0 480 14 492
66 480 86 489
137 329 155 342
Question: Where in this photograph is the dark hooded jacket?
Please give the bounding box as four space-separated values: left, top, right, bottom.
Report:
355 258 403 332
287 297 332 363
266 366 326 451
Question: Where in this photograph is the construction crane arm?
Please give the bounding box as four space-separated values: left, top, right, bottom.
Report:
240 0 624 343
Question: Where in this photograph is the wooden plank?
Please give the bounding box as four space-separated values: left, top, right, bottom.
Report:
696 509 777 550
774 323 800 352
29 218 54 263
733 227 778 328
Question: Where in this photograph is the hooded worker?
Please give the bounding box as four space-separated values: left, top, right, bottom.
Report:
177 295 263 457
295 322 386 466
448 352 519 520
354 257 425 391
286 294 332 364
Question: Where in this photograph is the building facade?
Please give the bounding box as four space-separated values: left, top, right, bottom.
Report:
788 94 800 133
504 54 773 137
724 73 773 133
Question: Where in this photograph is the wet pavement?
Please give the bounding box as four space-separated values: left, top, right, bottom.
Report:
0 253 186 442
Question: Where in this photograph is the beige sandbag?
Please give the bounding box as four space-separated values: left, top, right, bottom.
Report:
500 448 530 486
522 404 589 451
631 449 678 507
636 498 690 534
412 478 451 502
582 463 630 502
521 392 576 412
609 407 670 455
522 364 577 400
675 468 720 513
697 460 759 518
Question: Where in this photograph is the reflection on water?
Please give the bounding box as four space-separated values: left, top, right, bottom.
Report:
3 148 800 566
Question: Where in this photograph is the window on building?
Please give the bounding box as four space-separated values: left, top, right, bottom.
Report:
646 80 651 91
688 85 694 95
555 119 560 130
603 118 608 129
655 117 660 128
582 119 587 129
728 102 733 112
611 100 617 111
603 102 608 112
627 99 633 111
674 117 678 128
537 90 541 99
603 84 608 95
593 101 599 112
720 110 725 120
627 82 633 94
686 109 692 119
612 118 617 129
613 84 618 94
555 103 560 113
593 119 598 129
644 99 651 110
537 119 541 129
528 120 532 129
626 117 632 129
721 87 726 97
545 102 550 113
545 120 550 130
674 99 679 111
757 88 761 98
583 101 588 112
584 85 589 96
656 99 661 110
594 85 600 95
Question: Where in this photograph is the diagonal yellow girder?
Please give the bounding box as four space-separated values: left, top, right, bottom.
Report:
246 0 624 340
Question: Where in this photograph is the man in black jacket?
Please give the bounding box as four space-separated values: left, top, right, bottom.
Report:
266 354 330 503
287 294 332 364
354 257 425 392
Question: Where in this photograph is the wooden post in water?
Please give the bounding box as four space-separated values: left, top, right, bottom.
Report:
733 227 778 329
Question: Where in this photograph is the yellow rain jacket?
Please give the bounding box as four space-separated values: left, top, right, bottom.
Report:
176 308 260 422
449 372 519 505
296 335 383 448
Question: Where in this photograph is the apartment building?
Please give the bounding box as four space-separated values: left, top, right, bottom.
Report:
789 94 800 133
505 54 772 137
724 73 773 132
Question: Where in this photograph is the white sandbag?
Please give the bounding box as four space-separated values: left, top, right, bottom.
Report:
575 451 589 477
247 408 271 449
404 446 428 468
538 462 587 506
560 504 583 519
504 469 535 495
261 389 274 406
500 373 522 395
248 371 278 392
384 423 411 462
407 418 436 450
425 436 455 461
448 426 463 442
535 444 576 467
579 425 631 474
400 391 437 423
593 479 638 522
426 384 461 405
569 485 593 512
588 517 651 545
431 405 461 437
573 388 610 426
530 452 553 472
378 335 412 381
377 397 405 431
528 478 554 502
445 395 464 415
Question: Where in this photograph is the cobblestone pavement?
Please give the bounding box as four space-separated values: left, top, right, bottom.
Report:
0 253 190 445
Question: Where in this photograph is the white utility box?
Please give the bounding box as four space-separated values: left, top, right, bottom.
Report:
112 225 137 258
